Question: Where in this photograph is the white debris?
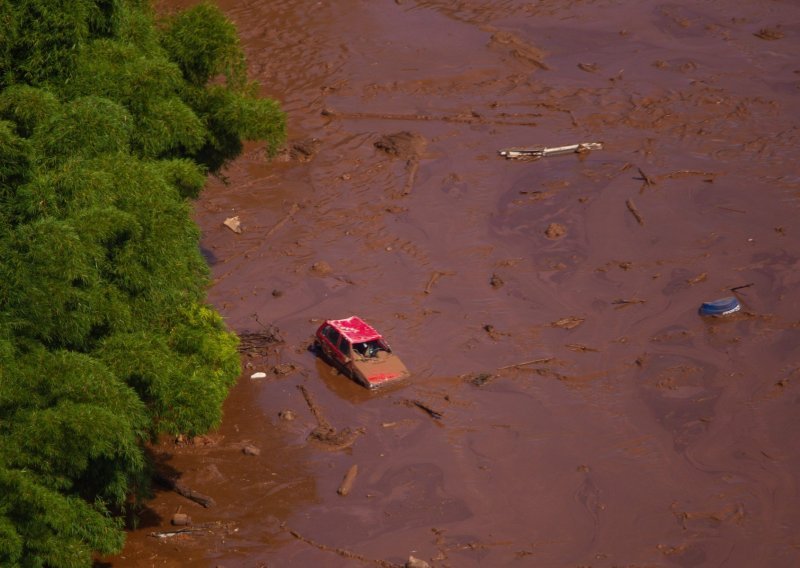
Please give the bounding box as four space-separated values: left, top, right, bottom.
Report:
223 216 242 233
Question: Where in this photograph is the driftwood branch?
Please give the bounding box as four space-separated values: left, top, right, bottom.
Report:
298 384 330 429
154 472 216 508
423 271 453 294
401 399 443 420
265 202 301 239
287 527 403 567
497 357 554 370
626 198 645 226
636 167 656 189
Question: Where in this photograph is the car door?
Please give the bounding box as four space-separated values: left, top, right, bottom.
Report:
320 325 349 365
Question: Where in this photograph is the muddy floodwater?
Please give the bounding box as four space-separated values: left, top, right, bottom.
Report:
107 1 800 566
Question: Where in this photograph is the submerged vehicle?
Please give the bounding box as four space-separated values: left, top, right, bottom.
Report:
314 316 410 389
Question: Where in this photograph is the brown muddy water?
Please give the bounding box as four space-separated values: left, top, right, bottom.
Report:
106 1 800 566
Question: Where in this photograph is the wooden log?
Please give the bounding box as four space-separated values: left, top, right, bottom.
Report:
626 198 645 226
297 384 331 429
154 472 216 508
337 465 359 496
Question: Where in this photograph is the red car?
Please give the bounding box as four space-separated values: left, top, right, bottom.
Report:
314 316 410 388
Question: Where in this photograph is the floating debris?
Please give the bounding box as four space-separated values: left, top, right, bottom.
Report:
499 142 602 160
223 216 242 234
699 296 741 317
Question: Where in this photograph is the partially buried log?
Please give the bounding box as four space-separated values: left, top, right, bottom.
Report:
154 472 216 508
337 464 359 496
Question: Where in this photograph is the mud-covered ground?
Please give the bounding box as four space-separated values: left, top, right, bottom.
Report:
106 1 800 566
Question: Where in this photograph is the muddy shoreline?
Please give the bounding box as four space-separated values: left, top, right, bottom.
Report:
108 1 800 566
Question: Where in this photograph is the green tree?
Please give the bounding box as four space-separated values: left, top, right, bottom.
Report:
0 0 286 564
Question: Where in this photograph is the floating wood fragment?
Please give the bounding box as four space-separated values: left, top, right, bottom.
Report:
401 399 443 420
687 272 708 285
423 271 453 294
150 528 203 539
265 202 301 238
566 344 599 353
612 298 646 308
337 465 359 496
550 316 585 330
154 472 216 508
625 198 645 226
287 527 402 568
717 206 747 214
660 169 716 181
499 142 602 160
497 357 554 370
149 521 236 540
636 167 656 188
730 283 754 292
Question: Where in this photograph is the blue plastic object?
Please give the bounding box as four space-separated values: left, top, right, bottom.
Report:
699 296 741 316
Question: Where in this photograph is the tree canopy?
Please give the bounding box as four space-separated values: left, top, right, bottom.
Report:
0 1 286 565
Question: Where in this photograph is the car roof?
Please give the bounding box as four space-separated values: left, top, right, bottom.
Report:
326 316 383 343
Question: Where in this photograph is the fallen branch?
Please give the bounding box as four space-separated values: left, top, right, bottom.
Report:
498 141 602 160
661 170 716 181
636 167 656 188
149 528 203 539
730 283 755 292
154 472 216 508
265 202 301 239
717 206 747 214
424 271 453 294
298 384 331 430
611 298 646 309
287 527 402 567
401 399 443 420
626 198 645 226
566 344 598 353
550 316 584 330
497 357 553 370
148 521 236 540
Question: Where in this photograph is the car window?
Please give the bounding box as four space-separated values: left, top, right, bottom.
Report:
337 337 352 356
323 325 342 347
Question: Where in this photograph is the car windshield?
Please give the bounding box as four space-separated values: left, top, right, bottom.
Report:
353 339 387 359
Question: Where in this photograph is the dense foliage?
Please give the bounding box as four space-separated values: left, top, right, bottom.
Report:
0 1 286 565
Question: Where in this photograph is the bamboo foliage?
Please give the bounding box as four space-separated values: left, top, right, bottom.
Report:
0 0 285 565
